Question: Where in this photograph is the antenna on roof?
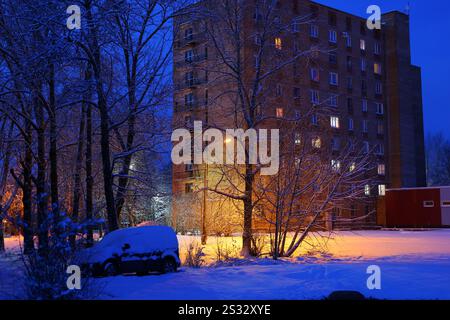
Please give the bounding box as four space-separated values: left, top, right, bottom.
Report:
405 1 411 15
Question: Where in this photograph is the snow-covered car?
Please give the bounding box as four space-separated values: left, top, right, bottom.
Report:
79 226 180 277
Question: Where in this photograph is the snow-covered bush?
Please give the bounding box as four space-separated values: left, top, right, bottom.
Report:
22 211 102 300
250 235 266 257
184 241 205 268
214 238 240 262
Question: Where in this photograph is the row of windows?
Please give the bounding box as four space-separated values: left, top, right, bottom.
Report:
255 2 380 35
271 28 382 54
330 116 385 135
186 181 385 196
299 134 384 155
309 69 383 90
309 90 384 111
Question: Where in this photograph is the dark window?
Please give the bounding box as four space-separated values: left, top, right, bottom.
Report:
310 5 318 18
185 183 193 193
347 77 353 90
328 12 337 26
347 97 353 114
361 80 367 96
185 28 193 40
293 0 299 13
351 205 356 217
329 51 337 64
360 21 366 35
374 29 381 39
346 56 352 71
346 17 352 31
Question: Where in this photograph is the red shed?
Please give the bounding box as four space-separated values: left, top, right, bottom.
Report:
379 186 450 228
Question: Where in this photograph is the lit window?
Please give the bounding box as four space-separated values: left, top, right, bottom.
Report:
360 39 366 50
312 137 321 148
378 164 386 176
310 90 320 104
275 37 282 50
374 62 382 75
329 30 337 43
276 108 284 118
310 68 320 82
310 24 319 38
378 184 386 196
295 133 301 145
348 118 354 131
364 184 371 196
330 116 340 129
331 160 341 172
349 162 356 172
329 72 338 85
376 103 384 115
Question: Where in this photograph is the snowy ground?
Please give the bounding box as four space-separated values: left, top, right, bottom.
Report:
2 229 450 300
0 237 25 299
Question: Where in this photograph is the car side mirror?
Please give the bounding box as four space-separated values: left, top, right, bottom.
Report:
122 243 130 251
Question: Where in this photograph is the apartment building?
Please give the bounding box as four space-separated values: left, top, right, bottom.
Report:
172 0 426 233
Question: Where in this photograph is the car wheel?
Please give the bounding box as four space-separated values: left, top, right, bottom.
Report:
161 257 177 274
103 262 119 277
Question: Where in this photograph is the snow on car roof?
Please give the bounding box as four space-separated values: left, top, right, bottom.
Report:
96 226 178 252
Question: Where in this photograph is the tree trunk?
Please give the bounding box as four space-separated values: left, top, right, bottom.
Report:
69 99 86 248
242 163 254 257
85 0 118 232
22 122 34 254
48 64 60 232
0 120 13 252
34 91 48 254
114 112 135 222
85 82 94 246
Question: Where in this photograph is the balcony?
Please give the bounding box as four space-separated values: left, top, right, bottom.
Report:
175 33 207 48
175 78 207 91
175 54 208 68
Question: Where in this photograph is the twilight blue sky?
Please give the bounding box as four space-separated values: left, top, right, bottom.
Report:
314 0 450 139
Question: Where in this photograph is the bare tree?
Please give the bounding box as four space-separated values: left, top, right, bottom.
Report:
426 132 450 186
178 0 315 256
